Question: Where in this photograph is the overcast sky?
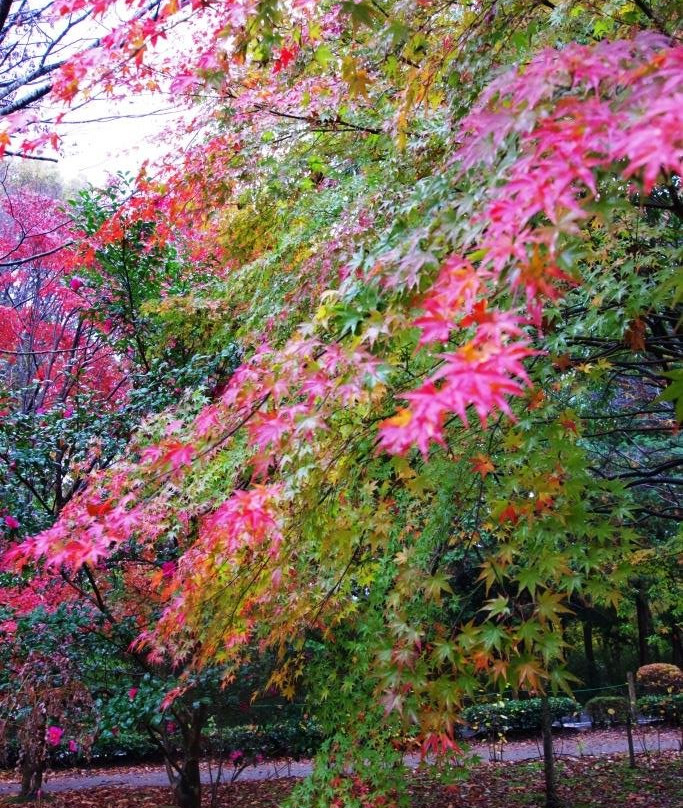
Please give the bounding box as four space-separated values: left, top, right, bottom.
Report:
39 4 199 186
48 93 178 184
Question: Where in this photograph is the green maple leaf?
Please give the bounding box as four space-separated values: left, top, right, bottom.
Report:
517 566 542 596
314 45 334 67
481 623 507 651
432 639 457 665
535 630 565 663
424 572 453 603
536 591 572 624
340 1 382 28
483 596 510 617
659 368 683 421
517 620 542 648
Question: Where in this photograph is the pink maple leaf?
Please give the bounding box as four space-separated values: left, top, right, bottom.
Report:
162 442 196 471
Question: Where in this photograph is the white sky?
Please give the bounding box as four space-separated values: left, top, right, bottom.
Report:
22 1 202 186
53 94 184 184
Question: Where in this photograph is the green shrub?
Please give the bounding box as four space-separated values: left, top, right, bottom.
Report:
585 696 630 727
216 718 325 763
90 728 159 761
461 697 580 736
637 694 683 725
636 664 683 695
83 717 324 765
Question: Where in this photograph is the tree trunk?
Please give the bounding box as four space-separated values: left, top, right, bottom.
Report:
173 759 202 808
582 620 598 687
19 757 45 801
541 695 560 808
671 624 683 668
635 582 654 667
166 705 206 808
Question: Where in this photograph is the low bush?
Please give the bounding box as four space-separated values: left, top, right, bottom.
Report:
584 696 630 727
70 717 324 766
216 718 325 764
637 693 683 725
461 697 580 736
86 728 159 762
636 664 683 695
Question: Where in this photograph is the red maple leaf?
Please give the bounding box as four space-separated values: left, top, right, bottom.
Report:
498 503 519 524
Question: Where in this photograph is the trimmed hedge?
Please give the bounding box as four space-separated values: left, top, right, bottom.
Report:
461 697 580 736
637 694 683 725
585 696 630 727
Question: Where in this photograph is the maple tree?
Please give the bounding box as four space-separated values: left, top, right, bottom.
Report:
0 175 131 799
0 1 681 807
0 178 131 535
0 170 247 805
0 0 181 159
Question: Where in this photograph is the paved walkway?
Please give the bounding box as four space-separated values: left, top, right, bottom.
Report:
0 727 679 795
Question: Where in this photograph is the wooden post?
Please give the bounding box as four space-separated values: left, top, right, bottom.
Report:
541 695 560 808
625 672 637 768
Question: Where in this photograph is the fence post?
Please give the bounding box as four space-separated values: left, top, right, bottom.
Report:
541 695 559 808
625 672 637 767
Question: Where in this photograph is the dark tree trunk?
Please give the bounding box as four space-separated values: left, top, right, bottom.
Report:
541 695 560 808
165 705 206 808
635 582 655 667
672 624 683 668
173 759 202 808
582 620 598 686
19 757 45 801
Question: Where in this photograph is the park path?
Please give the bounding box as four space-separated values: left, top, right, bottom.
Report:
0 727 679 795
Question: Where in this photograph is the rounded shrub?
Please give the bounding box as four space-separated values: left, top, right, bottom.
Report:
584 696 630 727
636 664 683 695
217 718 325 763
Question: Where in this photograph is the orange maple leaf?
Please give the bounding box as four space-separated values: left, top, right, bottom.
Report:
470 453 495 478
